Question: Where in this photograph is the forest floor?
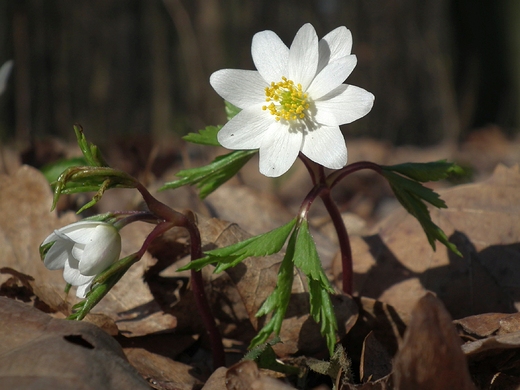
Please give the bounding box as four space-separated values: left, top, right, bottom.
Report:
1 125 520 389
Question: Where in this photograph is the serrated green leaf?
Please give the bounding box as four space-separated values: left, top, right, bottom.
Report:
293 221 335 292
182 125 221 146
308 279 337 355
179 218 297 272
382 160 460 182
225 101 241 120
383 170 461 256
160 149 258 198
384 171 446 209
250 244 295 348
293 221 337 354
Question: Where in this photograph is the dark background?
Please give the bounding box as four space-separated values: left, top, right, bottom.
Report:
0 0 517 147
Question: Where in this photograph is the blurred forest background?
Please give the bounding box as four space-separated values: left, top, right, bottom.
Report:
0 0 519 150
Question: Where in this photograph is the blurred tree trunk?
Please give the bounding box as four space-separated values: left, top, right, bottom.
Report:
0 0 517 146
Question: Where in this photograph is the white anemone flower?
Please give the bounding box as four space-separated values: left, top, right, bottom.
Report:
41 220 122 298
210 23 375 177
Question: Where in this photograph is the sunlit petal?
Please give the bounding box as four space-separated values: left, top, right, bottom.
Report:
252 30 289 83
210 69 267 109
315 84 375 126
217 105 273 149
258 122 302 177
301 125 347 169
288 23 319 91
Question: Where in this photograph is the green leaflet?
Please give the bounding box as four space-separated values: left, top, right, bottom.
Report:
73 125 108 167
294 221 337 354
179 218 297 272
251 220 338 355
182 125 221 146
383 160 463 182
41 156 88 184
382 169 461 256
160 150 257 198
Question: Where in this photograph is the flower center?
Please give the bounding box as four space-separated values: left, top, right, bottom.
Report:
262 76 310 121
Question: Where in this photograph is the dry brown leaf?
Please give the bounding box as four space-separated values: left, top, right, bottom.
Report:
0 296 149 389
123 347 205 390
454 313 520 340
205 183 294 236
225 360 295 390
0 165 76 312
201 367 228 390
393 293 476 390
342 164 520 318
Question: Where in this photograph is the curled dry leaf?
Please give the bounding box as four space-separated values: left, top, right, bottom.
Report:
342 164 520 319
393 293 476 390
0 296 149 389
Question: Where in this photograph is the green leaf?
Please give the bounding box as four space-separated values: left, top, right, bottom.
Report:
73 125 108 167
51 166 138 212
182 125 221 146
293 221 337 354
243 337 299 375
250 243 296 348
382 170 461 256
383 160 462 182
225 101 241 120
41 157 88 183
179 218 297 272
160 149 258 198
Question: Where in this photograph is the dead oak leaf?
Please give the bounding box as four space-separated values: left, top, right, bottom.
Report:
344 164 520 318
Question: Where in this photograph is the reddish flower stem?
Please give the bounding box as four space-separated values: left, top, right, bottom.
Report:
299 157 383 295
135 183 225 368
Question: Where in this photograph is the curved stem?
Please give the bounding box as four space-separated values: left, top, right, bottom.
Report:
136 182 225 368
185 217 226 368
326 161 382 189
320 190 353 294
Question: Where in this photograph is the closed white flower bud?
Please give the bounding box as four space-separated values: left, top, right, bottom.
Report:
41 220 122 298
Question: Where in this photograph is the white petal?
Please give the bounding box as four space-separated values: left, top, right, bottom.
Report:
44 241 73 270
318 26 353 72
314 84 375 126
252 30 289 83
79 225 121 276
63 261 93 286
258 122 302 177
307 55 357 100
217 105 273 150
58 221 104 244
301 125 347 169
210 69 267 109
76 282 93 299
288 23 319 91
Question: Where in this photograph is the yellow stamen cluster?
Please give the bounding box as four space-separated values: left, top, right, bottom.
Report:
262 76 310 121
